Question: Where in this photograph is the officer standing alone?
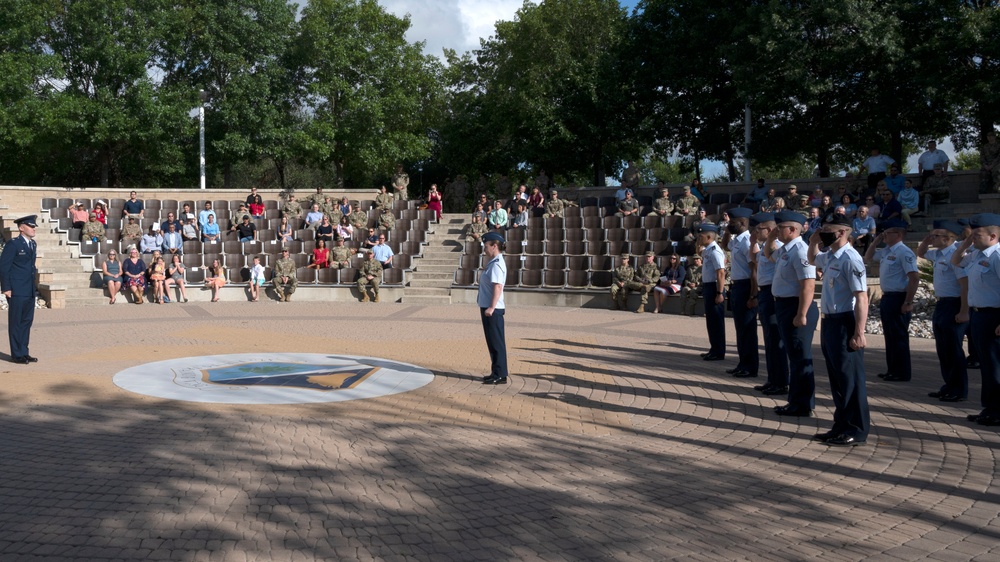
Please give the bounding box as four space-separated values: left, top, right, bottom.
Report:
723 207 758 378
808 214 871 446
698 224 727 361
480 232 509 385
917 220 969 402
750 212 789 396
864 218 919 382
764 211 818 416
0 215 39 364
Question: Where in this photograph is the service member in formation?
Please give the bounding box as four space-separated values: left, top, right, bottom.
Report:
681 255 703 316
272 248 297 302
674 185 700 217
0 216 39 364
545 189 565 218
864 218 919 382
392 164 410 201
749 212 789 396
609 254 635 310
329 236 352 269
723 207 758 378
917 220 969 402
808 214 871 446
698 224 727 360
628 251 660 313
764 211 819 416
648 186 674 217
479 231 509 385
952 213 1000 426
357 248 383 303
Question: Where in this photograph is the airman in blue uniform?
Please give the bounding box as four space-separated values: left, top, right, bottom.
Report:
0 215 39 364
917 220 968 402
750 212 789 396
864 218 919 382
698 224 727 361
952 213 1000 426
808 214 870 446
723 207 758 378
764 211 818 416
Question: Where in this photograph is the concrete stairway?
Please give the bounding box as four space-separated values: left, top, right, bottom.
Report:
401 213 467 305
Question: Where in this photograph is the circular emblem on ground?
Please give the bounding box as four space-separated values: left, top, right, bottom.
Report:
113 353 434 404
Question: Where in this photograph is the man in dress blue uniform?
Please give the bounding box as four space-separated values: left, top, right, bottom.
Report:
750 212 789 396
723 207 758 378
698 224 727 361
808 214 871 446
864 218 919 382
763 211 819 416
0 215 39 364
917 220 968 402
956 218 980 369
479 231 509 385
952 213 1000 426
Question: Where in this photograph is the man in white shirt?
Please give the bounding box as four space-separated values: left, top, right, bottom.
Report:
860 148 895 194
918 141 950 186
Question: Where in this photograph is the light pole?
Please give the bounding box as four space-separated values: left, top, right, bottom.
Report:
199 90 209 190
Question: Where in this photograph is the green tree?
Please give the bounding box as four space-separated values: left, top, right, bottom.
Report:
951 1 1000 148
295 0 444 188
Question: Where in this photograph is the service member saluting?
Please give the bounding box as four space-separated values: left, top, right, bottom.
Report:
0 215 39 364
723 206 758 378
764 211 818 416
951 213 1000 426
808 214 871 446
697 224 727 361
749 212 789 396
864 218 919 382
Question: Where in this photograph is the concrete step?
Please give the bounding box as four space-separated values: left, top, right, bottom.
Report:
411 264 457 274
400 295 451 305
407 279 453 288
403 287 451 296
413 257 460 267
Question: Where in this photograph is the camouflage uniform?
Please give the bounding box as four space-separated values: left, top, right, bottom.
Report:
674 193 700 216
307 191 325 209
327 208 344 229
616 197 640 217
378 211 396 233
981 138 1000 193
392 170 410 201
330 244 352 269
121 222 143 248
922 171 951 203
374 191 394 212
627 257 661 312
609 260 635 310
466 221 488 242
357 255 383 302
681 263 703 316
649 195 674 217
272 256 298 301
282 198 302 218
82 220 105 241
622 164 640 189
349 210 368 233
545 197 565 218
319 197 335 219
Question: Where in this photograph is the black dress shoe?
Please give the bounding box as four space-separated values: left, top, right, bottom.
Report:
702 354 725 361
10 357 28 364
482 376 508 385
761 385 788 396
976 415 1000 426
967 360 980 369
733 371 758 378
876 372 890 379
25 355 37 363
813 430 837 442
774 404 812 417
826 434 864 447
700 352 710 358
753 383 771 391
967 411 987 422
928 391 943 398
881 374 911 382
939 393 966 403
725 367 745 375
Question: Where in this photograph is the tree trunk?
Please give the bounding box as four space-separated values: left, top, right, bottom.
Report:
890 127 903 171
335 160 345 189
223 162 232 189
274 160 286 191
817 146 830 178
100 149 110 188
724 145 737 182
593 148 606 187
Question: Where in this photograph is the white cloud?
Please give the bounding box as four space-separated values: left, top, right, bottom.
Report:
377 0 523 58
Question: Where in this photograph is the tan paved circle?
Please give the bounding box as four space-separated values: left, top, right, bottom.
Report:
1 301 998 561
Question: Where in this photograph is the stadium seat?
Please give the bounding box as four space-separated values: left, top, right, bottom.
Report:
523 255 544 270
580 196 599 207
339 268 358 285
505 241 522 255
630 240 649 255
564 215 583 229
545 255 566 270
605 241 628 256
605 228 625 242
402 241 422 256
646 227 668 242
296 267 317 284
565 229 585 243
506 228 525 244
662 216 681 229
526 227 544 241
542 269 565 288
581 205 601 218
566 270 589 288
590 270 612 288
602 216 622 230
544 241 564 255
394 254 412 270
523 240 544 255
79 241 99 256
567 256 590 271
461 255 481 270
565 241 587 256
230 267 251 284
383 268 403 286
453 269 478 287
520 269 541 287
710 193 729 204
317 268 338 284
643 215 662 229
290 254 309 268
543 217 563 230
185 267 205 285
626 228 646 242
563 205 581 217
505 268 519 286
651 240 675 256
583 216 602 229
545 228 563 242
621 215 640 229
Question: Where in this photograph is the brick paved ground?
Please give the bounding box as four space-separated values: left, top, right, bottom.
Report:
0 302 998 561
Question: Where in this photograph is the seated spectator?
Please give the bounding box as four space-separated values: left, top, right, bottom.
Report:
123 191 144 219
745 178 769 208
488 200 509 229
817 195 835 219
182 214 199 242
545 190 565 218
690 179 708 202
863 195 880 219
784 185 799 205
330 236 352 269
685 208 709 242
309 239 330 269
233 215 257 243
883 164 905 196
92 201 108 228
923 163 951 208
161 212 181 233
305 203 324 228
246 187 264 217
372 234 394 268
760 188 778 212
508 202 528 230
204 258 226 302
875 190 902 229
471 202 487 222
528 186 545 210
377 208 395 234
339 196 352 218
852 206 876 254
102 250 122 305
649 186 673 217
787 193 809 214
768 197 786 213
609 254 634 310
165 254 189 303
201 214 221 243
272 249 297 302
122 248 147 304
82 213 105 242
148 255 167 304
808 187 825 207
833 184 853 205
839 194 858 218
356 248 382 303
716 212 730 233
616 191 640 217
897 179 920 226
673 185 700 216
232 204 251 224
121 216 142 248
162 222 183 255
316 216 334 243
614 185 634 203
282 194 303 218
466 214 488 241
362 227 379 249
140 225 163 254
806 207 823 235
681 255 703 316
70 202 89 229
198 201 216 232
247 255 264 302
653 253 687 313
278 216 294 243
374 185 394 213
348 208 368 234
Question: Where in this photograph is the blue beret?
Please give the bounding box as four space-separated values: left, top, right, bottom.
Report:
728 207 753 219
14 215 37 228
970 213 1000 229
774 211 806 225
882 218 908 231
749 212 774 227
696 223 719 234
936 220 965 236
828 213 852 227
956 218 970 227
482 232 506 243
